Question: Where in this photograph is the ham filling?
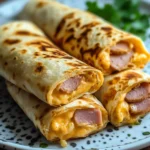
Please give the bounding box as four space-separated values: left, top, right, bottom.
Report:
74 108 102 126
130 98 150 114
110 42 133 71
125 83 150 103
125 83 150 115
110 42 129 54
59 76 82 93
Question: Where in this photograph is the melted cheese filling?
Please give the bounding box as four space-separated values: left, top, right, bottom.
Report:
112 91 148 126
49 106 104 147
52 73 99 105
132 53 148 68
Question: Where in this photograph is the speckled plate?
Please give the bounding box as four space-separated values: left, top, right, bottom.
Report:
0 0 150 150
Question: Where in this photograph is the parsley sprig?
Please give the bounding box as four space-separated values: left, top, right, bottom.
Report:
86 0 150 39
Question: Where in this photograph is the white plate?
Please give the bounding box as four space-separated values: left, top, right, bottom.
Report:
0 0 150 150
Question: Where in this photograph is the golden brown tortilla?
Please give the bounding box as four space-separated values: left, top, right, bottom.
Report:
0 21 103 106
21 0 150 75
95 69 150 126
7 81 108 147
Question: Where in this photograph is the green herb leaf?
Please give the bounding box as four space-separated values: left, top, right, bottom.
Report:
39 143 48 148
134 121 141 125
86 0 150 39
142 132 150 135
127 134 131 137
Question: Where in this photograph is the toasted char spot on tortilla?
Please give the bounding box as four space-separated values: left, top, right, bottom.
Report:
66 28 75 32
51 50 66 57
39 108 50 120
26 41 53 46
43 55 56 59
101 27 112 32
62 56 73 59
103 88 117 105
40 45 49 51
81 22 100 29
26 40 57 51
80 43 101 59
114 76 120 80
35 62 44 73
80 28 92 37
15 31 40 37
96 33 101 36
74 18 81 27
23 84 26 89
108 77 120 85
2 26 8 31
12 73 15 79
34 104 40 109
77 37 82 43
37 83 46 92
13 57 17 60
55 12 75 37
3 39 21 45
34 52 40 57
20 49 27 54
66 18 81 29
65 35 75 43
66 62 85 67
10 48 16 52
124 72 142 80
36 1 48 8
4 62 8 66
71 46 75 51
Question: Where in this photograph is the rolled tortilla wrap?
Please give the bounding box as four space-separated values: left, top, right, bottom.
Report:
6 81 108 147
0 21 103 106
95 69 150 127
20 0 150 75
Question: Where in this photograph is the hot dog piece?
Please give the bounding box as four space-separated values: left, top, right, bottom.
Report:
110 42 129 54
59 76 82 93
110 50 133 71
125 83 150 103
130 98 150 114
74 108 102 125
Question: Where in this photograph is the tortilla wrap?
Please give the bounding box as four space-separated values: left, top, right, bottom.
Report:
7 81 108 147
95 69 150 126
21 0 150 75
0 21 103 106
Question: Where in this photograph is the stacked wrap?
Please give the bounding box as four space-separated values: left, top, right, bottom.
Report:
7 82 108 147
0 21 108 147
0 21 103 106
21 0 150 75
95 70 150 127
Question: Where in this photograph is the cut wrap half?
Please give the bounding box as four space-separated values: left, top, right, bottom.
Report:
0 21 103 106
20 0 150 75
95 69 150 127
6 81 108 147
